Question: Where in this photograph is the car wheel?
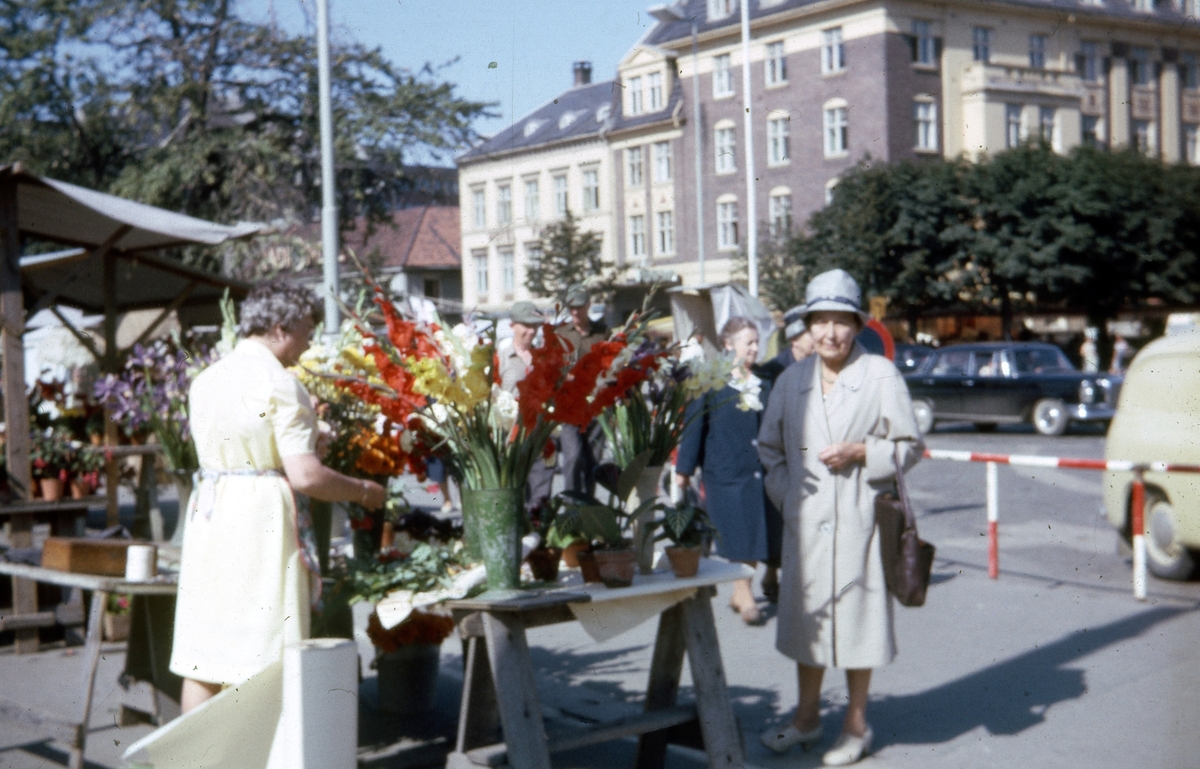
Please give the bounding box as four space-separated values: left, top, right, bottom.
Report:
1143 492 1196 581
912 399 934 435
1031 398 1068 436
974 423 998 433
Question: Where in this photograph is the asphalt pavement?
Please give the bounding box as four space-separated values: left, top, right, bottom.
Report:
2 423 1198 768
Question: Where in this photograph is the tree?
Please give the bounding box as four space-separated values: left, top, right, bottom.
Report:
524 210 616 303
0 0 492 276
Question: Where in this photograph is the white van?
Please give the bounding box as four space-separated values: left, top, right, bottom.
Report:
1103 331 1200 579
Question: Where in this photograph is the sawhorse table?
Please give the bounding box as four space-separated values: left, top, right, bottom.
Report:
445 560 752 769
0 562 176 769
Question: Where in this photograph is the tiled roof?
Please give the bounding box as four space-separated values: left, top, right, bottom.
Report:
336 206 461 270
457 80 618 163
645 0 1200 46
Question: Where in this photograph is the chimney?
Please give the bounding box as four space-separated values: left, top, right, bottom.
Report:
573 61 592 87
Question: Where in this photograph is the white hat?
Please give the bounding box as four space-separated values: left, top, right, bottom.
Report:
782 305 807 340
803 269 869 324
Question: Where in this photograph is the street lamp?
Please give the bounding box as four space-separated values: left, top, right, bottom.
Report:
648 4 706 284
316 0 341 339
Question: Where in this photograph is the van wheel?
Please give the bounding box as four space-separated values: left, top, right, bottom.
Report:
1032 398 1068 436
912 399 935 435
1143 492 1196 581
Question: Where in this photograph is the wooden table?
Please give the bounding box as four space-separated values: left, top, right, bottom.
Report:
445 560 751 769
0 562 176 769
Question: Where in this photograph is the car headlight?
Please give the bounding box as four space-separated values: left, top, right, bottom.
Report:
1079 379 1096 404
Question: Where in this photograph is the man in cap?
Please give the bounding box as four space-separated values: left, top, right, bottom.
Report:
499 301 556 510
557 285 607 495
757 304 814 388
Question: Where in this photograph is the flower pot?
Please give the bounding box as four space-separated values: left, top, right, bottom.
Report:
526 546 562 582
39 477 63 502
665 545 702 578
576 550 603 583
103 612 131 642
375 642 440 715
69 479 89 500
561 539 589 568
630 465 664 574
592 548 637 588
461 487 523 591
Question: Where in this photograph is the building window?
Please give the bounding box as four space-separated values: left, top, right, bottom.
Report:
715 124 736 173
648 71 664 111
913 20 936 66
707 0 734 20
972 27 991 63
825 178 840 206
717 197 738 250
768 189 792 237
1132 119 1152 154
553 173 568 216
524 179 539 221
656 211 675 255
914 100 938 150
1132 0 1153 11
629 215 646 258
1131 47 1152 86
1039 107 1056 144
496 183 512 225
1005 104 1023 148
1082 115 1101 147
626 146 644 187
1080 42 1101 82
823 103 849 157
1186 124 1199 164
766 41 788 85
767 114 790 165
1029 34 1046 69
500 247 515 298
653 141 673 182
822 28 845 74
582 169 599 212
628 75 643 115
1184 53 1199 90
473 250 489 298
713 54 734 97
471 187 485 229
525 242 543 277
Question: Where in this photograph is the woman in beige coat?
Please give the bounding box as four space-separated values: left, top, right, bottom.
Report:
756 269 923 766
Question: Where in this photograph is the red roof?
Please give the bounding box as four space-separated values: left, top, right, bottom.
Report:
340 206 460 270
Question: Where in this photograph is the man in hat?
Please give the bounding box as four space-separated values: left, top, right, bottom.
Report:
499 301 556 510
758 304 814 387
557 285 607 495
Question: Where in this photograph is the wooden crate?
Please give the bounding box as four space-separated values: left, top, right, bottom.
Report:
41 538 133 576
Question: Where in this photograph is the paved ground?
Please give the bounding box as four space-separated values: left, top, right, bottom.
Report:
2 423 1198 767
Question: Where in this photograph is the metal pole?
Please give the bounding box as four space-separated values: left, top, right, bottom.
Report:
691 21 705 284
1131 470 1147 601
740 0 758 297
317 0 340 338
986 461 999 579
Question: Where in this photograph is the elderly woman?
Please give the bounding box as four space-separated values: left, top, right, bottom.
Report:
756 269 923 766
675 316 775 624
170 280 387 712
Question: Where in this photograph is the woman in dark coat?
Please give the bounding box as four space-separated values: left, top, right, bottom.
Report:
675 316 776 624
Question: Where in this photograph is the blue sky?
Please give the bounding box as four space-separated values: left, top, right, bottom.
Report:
237 0 659 149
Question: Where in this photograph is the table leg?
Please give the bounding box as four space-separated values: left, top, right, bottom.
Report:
481 612 551 769
11 511 38 653
455 635 501 753
70 589 107 769
634 602 688 769
679 593 745 769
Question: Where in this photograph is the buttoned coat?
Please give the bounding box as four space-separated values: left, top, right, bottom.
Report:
757 344 923 669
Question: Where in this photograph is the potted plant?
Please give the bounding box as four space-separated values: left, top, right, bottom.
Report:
366 609 456 715
526 496 569 582
69 447 105 499
31 429 72 501
104 593 132 641
558 460 659 588
651 503 716 578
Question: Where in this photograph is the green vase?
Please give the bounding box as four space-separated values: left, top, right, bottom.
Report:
461 487 523 591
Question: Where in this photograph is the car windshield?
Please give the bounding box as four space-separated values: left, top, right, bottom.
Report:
896 346 934 373
1013 347 1073 374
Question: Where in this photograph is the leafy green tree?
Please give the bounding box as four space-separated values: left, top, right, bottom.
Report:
524 210 616 303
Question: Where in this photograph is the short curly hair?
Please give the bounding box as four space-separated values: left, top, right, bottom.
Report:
719 316 758 349
237 279 324 337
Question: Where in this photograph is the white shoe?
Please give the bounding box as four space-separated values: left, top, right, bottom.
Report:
822 726 873 766
759 722 823 754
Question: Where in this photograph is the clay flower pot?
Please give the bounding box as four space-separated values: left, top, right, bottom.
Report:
575 550 603 584
561 539 589 568
69 479 89 500
526 546 562 582
39 477 63 502
592 548 637 588
665 546 702 578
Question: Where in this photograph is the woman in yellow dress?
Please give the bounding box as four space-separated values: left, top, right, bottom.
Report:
170 280 387 712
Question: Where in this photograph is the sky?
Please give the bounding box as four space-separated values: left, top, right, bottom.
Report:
236 0 661 153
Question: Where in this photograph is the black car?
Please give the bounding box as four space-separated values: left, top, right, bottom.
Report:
904 342 1121 435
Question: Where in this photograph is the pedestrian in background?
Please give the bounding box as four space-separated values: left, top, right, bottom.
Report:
557 285 606 495
757 269 923 766
499 301 555 512
676 316 775 624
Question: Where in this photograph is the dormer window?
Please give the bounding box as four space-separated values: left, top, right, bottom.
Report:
522 119 545 138
628 75 644 115
707 0 735 20
648 72 664 111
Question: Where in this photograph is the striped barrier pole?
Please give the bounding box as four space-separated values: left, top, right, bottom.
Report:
1131 470 1147 601
986 461 999 579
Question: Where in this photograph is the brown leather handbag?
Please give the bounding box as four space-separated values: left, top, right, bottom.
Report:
875 448 935 607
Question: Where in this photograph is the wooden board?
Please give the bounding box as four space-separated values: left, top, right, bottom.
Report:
41 538 134 576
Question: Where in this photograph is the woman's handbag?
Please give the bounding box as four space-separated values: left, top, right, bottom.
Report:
875 447 935 607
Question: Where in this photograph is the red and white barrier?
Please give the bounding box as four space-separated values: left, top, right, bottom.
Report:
921 449 1200 601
